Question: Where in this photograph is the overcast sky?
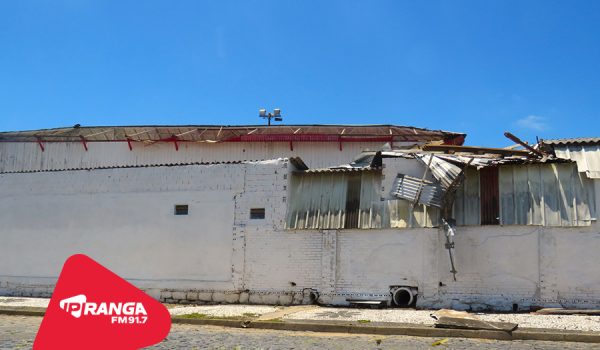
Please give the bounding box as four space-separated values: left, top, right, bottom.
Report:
1 0 599 146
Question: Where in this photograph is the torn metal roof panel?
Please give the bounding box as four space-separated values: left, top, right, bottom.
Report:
391 174 444 208
347 149 571 173
552 144 600 178
417 154 463 190
422 144 531 156
289 157 309 171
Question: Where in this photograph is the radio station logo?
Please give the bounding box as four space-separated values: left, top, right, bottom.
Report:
59 294 148 324
34 254 171 349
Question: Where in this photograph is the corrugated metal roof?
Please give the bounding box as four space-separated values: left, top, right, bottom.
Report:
0 124 467 173
542 137 600 145
552 144 600 178
0 124 465 143
301 167 381 174
0 160 255 174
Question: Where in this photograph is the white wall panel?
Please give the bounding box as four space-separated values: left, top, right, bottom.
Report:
0 161 284 290
0 141 385 173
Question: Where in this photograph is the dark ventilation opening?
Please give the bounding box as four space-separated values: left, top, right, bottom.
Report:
174 205 189 215
250 208 266 220
480 167 500 225
344 175 362 229
309 291 319 304
392 288 414 307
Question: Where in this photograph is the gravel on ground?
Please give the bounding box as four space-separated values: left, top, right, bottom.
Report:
168 305 281 317
3 296 600 332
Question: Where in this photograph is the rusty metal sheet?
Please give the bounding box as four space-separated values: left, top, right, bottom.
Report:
481 167 500 225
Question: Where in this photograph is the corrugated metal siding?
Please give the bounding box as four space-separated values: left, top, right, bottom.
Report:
453 167 480 226
363 198 440 228
499 163 595 226
287 172 382 229
0 141 386 173
453 163 595 227
553 144 600 178
287 171 439 229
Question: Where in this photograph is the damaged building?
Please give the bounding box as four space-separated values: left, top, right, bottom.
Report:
0 125 598 311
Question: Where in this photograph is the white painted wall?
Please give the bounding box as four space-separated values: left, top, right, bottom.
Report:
1 191 235 283
0 161 284 295
2 158 600 311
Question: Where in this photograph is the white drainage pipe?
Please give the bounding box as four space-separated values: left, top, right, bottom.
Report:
392 287 416 307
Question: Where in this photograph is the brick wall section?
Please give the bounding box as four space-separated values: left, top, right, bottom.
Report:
234 160 322 292
335 230 433 294
320 230 337 296
230 159 324 303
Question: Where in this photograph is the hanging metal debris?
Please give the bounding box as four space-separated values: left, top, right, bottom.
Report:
442 218 458 281
391 174 444 208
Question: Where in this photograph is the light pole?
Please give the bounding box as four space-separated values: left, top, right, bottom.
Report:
259 108 283 126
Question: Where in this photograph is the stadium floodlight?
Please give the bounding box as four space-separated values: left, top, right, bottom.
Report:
259 108 283 126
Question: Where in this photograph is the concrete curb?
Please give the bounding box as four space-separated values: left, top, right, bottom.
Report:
0 306 46 317
171 317 600 343
2 307 599 344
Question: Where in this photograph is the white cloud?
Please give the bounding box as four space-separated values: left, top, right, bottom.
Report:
516 115 548 131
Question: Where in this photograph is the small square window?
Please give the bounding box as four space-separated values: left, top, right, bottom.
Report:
174 205 189 215
250 208 265 220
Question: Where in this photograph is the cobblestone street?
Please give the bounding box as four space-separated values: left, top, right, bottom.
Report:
2 315 600 349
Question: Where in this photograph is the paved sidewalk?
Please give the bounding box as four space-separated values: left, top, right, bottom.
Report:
3 296 600 343
0 296 49 308
2 296 600 332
